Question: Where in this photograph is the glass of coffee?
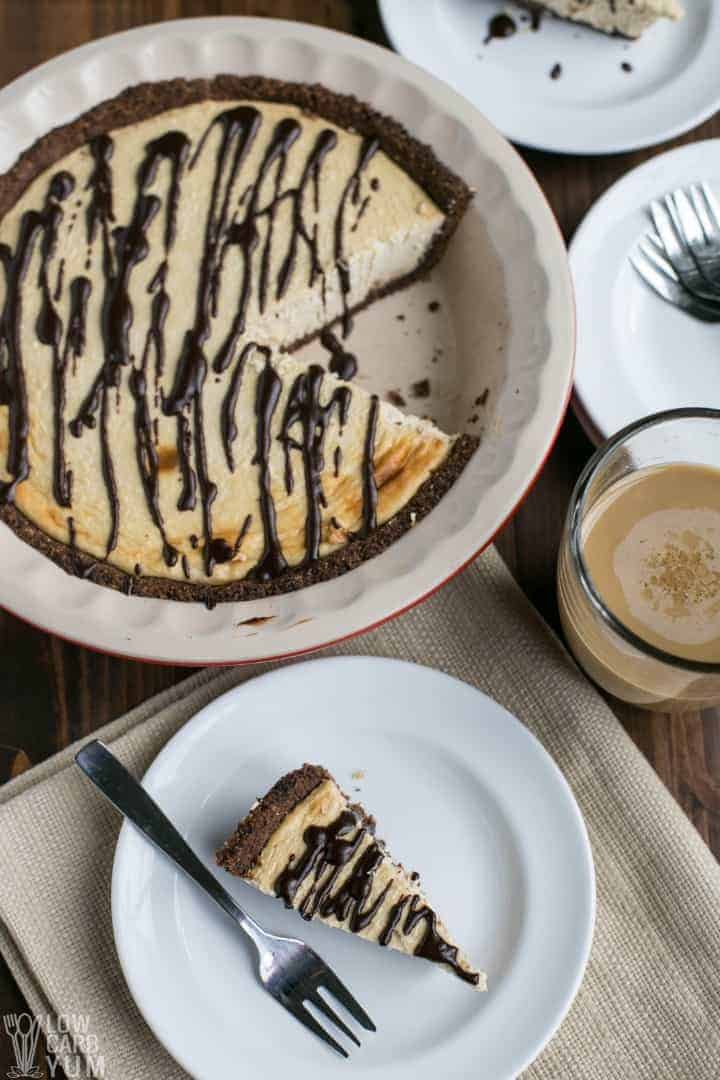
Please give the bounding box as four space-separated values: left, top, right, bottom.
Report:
558 408 720 712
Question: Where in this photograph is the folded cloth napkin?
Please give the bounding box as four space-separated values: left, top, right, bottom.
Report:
1 547 719 1080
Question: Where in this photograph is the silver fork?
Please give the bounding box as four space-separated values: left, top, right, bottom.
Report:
76 740 375 1058
630 244 720 323
647 184 720 302
631 183 720 320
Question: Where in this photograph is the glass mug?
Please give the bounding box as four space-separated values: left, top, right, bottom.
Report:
557 408 720 713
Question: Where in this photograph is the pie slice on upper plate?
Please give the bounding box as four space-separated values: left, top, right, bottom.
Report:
529 0 684 36
217 764 486 990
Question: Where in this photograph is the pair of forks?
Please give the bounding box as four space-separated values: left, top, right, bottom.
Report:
631 182 720 322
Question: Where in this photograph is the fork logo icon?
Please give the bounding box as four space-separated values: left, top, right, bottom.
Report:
2 1014 42 1079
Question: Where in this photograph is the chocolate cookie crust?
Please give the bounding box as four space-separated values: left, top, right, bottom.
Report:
0 76 475 603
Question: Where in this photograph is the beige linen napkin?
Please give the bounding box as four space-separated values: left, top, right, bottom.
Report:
1 547 719 1079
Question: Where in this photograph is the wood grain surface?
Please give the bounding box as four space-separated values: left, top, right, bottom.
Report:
0 1 718 1066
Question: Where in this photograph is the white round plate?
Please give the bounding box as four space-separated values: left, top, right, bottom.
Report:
0 17 574 664
380 0 720 155
571 139 720 444
112 657 595 1080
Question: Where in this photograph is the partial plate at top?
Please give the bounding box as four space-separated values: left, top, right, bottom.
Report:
0 17 573 663
380 0 720 155
571 139 720 444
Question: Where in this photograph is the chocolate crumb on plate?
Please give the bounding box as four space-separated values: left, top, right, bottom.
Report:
410 378 431 399
550 63 563 80
484 12 517 44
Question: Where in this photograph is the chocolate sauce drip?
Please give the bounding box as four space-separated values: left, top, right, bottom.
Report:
74 131 191 554
143 261 170 383
276 128 337 301
0 172 74 504
334 136 379 337
99 388 119 555
35 175 79 509
274 809 362 912
333 444 342 478
379 895 410 947
138 131 190 250
351 195 371 233
249 354 287 581
208 537 234 564
220 342 261 471
402 896 479 985
320 328 357 381
128 367 177 566
175 412 196 511
67 515 76 549
53 258 65 302
319 842 392 932
278 364 351 564
360 396 379 536
85 136 114 246
165 107 261 571
49 275 91 508
257 118 301 313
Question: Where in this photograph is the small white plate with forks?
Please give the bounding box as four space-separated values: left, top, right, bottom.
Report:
571 140 720 444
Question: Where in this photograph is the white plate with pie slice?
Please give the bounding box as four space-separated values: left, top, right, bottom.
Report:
380 0 720 155
0 17 573 664
112 657 596 1080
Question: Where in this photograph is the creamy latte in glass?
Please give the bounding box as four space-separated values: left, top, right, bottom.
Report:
558 410 720 712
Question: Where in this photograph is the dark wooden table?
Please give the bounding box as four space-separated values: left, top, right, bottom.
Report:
1 1 719 1070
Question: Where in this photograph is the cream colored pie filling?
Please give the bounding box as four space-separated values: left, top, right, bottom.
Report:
244 779 485 989
0 99 455 586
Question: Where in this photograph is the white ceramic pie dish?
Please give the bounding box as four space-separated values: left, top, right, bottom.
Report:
0 17 574 664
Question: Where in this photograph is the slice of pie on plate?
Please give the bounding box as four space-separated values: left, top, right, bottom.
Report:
0 76 476 603
217 763 486 990
529 0 684 36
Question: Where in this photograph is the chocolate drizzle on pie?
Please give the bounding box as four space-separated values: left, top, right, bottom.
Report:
0 172 75 505
334 136 379 337
320 328 358 381
278 363 351 564
70 130 192 556
361 395 379 536
274 805 477 983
